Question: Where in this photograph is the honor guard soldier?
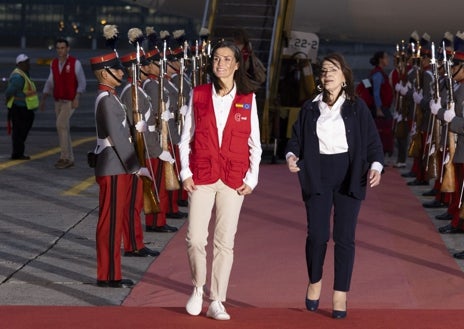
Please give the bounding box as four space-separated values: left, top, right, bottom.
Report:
391 39 414 169
171 29 193 104
406 33 434 187
400 31 421 178
141 39 180 233
415 33 449 209
170 29 192 207
159 30 188 219
90 48 152 288
118 49 167 251
432 32 464 238
422 32 455 209
435 32 456 220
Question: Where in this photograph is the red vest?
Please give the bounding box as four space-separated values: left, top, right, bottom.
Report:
51 56 78 101
190 84 252 189
370 66 393 108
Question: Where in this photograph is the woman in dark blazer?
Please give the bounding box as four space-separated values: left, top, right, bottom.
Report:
286 53 384 319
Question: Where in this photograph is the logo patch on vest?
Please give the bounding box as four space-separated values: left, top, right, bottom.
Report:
236 103 251 110
234 113 248 122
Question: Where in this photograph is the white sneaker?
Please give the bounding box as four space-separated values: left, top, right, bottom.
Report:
186 286 203 316
206 300 231 320
394 162 406 168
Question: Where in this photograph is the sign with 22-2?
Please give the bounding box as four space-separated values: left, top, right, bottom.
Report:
283 31 319 62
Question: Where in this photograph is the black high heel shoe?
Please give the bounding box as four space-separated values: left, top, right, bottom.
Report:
305 298 319 311
332 309 347 319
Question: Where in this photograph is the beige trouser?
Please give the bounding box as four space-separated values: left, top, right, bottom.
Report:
186 179 244 302
54 100 75 161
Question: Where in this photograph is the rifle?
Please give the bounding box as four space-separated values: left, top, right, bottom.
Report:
440 43 456 192
393 41 409 139
198 40 206 85
191 40 199 88
176 41 187 136
392 44 401 130
408 42 423 158
425 42 441 179
160 40 181 191
198 39 211 85
129 32 160 214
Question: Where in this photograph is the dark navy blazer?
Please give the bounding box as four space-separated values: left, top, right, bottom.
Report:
286 96 384 201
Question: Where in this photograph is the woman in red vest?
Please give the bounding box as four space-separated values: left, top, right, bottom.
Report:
179 40 262 321
370 51 395 157
370 51 394 118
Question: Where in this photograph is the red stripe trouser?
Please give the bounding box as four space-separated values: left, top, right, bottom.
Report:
96 174 131 281
122 175 145 252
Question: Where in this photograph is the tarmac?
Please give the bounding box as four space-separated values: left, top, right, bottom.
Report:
0 47 463 307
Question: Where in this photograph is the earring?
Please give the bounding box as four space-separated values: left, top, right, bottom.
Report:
342 81 347 88
316 84 323 92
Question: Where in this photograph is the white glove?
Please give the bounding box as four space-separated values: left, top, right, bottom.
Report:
135 120 147 132
397 113 403 122
179 105 188 116
136 167 152 179
444 109 456 123
159 150 175 164
429 98 441 115
161 110 174 122
395 83 402 92
400 83 409 96
413 91 423 104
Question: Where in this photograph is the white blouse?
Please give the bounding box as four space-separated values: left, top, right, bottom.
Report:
314 93 349 154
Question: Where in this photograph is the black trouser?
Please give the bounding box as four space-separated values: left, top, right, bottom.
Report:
10 105 35 158
396 135 408 163
304 152 361 292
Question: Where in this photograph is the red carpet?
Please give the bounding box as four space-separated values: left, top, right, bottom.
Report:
2 165 464 328
124 164 464 310
0 306 461 329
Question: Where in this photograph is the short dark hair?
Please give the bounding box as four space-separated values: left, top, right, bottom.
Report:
369 51 386 66
55 38 69 47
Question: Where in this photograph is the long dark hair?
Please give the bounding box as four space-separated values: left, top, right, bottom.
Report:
208 40 259 94
320 53 355 102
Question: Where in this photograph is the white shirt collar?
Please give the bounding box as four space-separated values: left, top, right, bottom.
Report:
212 83 236 99
313 92 346 106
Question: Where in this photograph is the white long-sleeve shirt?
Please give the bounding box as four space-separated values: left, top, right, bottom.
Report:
287 92 383 173
179 84 262 189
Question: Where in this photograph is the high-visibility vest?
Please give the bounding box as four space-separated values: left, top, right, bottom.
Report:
7 68 39 110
